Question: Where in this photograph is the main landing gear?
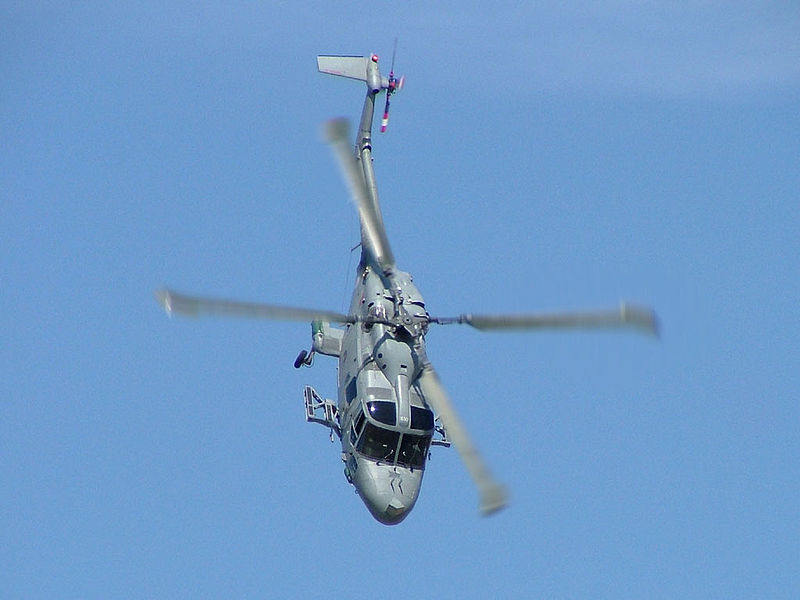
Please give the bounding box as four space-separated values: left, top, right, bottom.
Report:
294 348 314 369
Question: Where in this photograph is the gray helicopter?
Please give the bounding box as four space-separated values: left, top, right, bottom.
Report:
156 52 657 525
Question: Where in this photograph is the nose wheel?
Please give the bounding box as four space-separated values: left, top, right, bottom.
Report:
294 349 314 369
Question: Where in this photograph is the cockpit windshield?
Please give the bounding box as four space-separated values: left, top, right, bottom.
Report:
398 433 430 468
367 401 396 426
356 422 431 469
410 406 434 431
358 423 399 463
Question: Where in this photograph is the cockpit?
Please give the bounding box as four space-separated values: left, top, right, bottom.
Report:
350 400 433 469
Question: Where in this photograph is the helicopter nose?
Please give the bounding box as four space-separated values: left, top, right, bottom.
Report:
353 459 423 525
375 497 410 525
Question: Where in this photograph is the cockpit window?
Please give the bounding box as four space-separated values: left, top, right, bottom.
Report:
410 406 434 431
367 401 396 426
398 433 431 469
350 411 367 445
354 411 366 435
357 423 399 463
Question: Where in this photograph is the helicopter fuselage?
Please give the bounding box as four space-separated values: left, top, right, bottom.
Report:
308 263 439 524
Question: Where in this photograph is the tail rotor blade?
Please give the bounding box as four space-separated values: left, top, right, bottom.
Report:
417 364 508 516
380 38 400 133
380 93 391 133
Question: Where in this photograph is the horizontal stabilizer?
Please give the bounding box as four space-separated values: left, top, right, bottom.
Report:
317 55 370 82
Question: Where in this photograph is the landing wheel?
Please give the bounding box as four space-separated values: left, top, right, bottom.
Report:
294 349 308 369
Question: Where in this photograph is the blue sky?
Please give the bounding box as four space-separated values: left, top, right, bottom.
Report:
3 2 799 598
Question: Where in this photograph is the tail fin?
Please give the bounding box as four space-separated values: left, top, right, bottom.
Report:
318 54 387 94
317 55 371 82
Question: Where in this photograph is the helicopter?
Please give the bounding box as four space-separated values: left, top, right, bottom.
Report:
156 52 658 525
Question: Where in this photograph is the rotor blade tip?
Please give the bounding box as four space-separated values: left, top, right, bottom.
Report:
649 312 662 339
323 118 350 143
155 288 173 315
620 302 660 337
480 485 509 516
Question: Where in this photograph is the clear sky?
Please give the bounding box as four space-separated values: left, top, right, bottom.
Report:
3 2 799 598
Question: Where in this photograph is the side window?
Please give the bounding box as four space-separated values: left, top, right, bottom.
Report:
345 378 358 405
355 411 366 435
350 411 366 445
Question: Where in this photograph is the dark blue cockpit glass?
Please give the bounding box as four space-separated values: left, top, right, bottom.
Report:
367 401 396 426
410 406 434 431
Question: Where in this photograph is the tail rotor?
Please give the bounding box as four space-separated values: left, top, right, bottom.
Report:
380 40 404 133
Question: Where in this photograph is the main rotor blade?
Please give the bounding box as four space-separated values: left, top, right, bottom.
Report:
431 303 659 336
155 288 353 324
324 118 396 271
416 364 508 516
